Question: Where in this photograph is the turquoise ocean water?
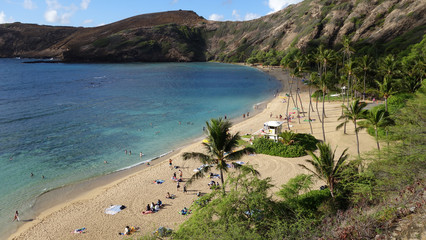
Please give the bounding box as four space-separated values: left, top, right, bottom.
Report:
0 59 280 236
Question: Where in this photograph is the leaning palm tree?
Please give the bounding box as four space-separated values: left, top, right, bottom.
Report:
182 118 254 194
299 143 349 198
336 99 367 157
359 109 393 151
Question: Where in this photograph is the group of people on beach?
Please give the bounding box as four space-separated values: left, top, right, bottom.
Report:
144 199 163 213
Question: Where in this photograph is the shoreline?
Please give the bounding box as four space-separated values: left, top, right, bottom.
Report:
9 65 377 240
7 64 283 240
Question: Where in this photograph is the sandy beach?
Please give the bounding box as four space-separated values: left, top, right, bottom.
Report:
9 66 377 240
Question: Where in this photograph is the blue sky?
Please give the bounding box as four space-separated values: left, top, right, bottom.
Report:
0 0 303 27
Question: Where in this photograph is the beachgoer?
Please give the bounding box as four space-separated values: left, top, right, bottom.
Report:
197 192 201 197
179 170 182 178
125 150 127 155
30 172 33 177
224 115 227 119
166 192 171 199
243 113 245 118
177 181 180 191
173 172 176 178
140 152 143 158
42 175 45 179
151 202 155 210
146 204 151 211
169 159 173 169
13 210 19 222
124 226 130 235
270 113 273 118
104 161 108 164
247 112 249 117
157 199 162 207
147 161 150 166
183 185 187 194
154 204 160 212
129 150 131 155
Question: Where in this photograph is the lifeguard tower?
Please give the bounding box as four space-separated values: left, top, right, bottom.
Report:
263 121 284 141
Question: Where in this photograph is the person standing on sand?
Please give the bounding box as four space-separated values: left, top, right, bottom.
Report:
179 169 183 178
169 159 173 169
177 181 180 191
183 185 187 194
13 210 19 222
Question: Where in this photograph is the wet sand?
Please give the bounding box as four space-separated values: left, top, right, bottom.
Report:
9 66 377 240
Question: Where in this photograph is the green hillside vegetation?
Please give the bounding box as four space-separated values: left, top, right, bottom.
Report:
139 34 425 239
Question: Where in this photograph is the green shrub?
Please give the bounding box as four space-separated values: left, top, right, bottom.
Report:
92 38 110 48
253 133 318 158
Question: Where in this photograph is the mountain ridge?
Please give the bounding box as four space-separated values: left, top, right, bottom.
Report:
0 0 425 62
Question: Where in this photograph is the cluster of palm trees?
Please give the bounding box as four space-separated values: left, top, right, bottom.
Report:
183 37 424 199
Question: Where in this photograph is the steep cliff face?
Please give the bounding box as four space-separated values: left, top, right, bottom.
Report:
206 0 426 61
0 0 424 62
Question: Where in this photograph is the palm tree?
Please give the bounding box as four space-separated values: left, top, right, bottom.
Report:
319 72 333 142
306 73 318 134
279 130 297 145
376 76 396 112
182 118 253 194
357 55 372 100
341 36 354 65
299 143 349 198
359 109 393 151
336 99 367 157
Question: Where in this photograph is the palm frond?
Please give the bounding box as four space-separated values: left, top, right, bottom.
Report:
233 163 260 177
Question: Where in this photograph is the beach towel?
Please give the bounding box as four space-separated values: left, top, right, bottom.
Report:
154 179 165 184
142 210 154 215
236 161 245 165
105 205 125 215
73 227 86 233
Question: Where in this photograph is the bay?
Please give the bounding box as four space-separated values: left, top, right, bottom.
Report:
0 59 280 236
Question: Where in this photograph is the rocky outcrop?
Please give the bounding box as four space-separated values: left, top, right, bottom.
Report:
0 0 425 62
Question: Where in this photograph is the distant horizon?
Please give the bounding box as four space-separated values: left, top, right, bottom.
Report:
0 0 303 27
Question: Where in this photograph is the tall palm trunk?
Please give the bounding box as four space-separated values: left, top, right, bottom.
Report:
295 81 301 124
286 79 293 130
363 70 366 101
308 86 313 134
375 127 380 151
322 88 326 142
297 86 306 117
316 95 322 123
219 166 225 194
354 120 360 158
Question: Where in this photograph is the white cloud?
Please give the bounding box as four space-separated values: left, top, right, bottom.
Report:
23 0 37 10
44 9 58 22
232 10 241 21
0 11 6 23
268 0 301 13
46 0 61 10
80 0 90 10
171 0 178 4
44 0 79 24
61 12 73 24
244 13 260 20
209 13 224 21
83 19 93 24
